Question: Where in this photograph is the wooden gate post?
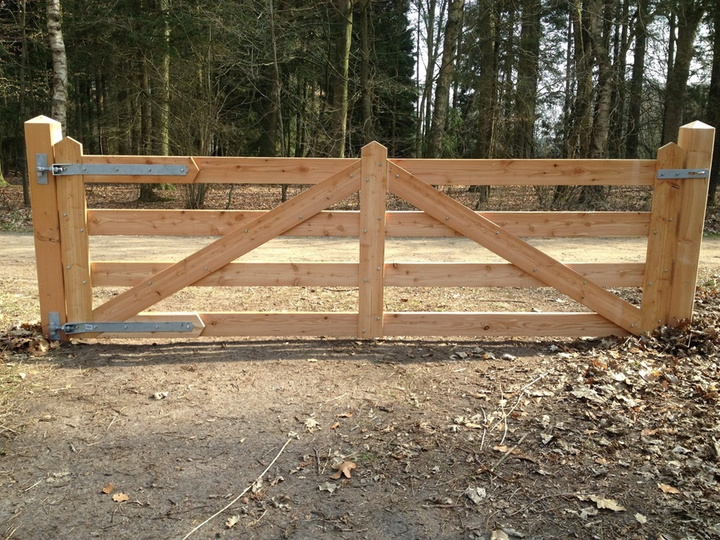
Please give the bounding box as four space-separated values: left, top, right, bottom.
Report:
669 121 715 323
24 116 65 338
641 143 684 331
641 121 714 331
358 142 388 338
54 137 92 323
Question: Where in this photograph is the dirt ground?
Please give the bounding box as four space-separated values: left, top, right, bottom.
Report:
2 229 720 540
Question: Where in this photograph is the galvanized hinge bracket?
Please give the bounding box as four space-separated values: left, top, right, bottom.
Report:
36 153 189 184
657 168 709 179
49 312 194 340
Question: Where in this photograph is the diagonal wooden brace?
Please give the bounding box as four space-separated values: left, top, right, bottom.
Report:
388 162 641 334
93 161 361 323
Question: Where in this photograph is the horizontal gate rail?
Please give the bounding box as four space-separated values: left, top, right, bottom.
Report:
24 115 715 340
86 209 652 238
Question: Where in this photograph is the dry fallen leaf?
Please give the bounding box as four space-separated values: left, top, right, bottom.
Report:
112 492 130 502
304 417 321 432
329 460 357 480
318 482 337 494
589 495 625 511
225 515 240 529
101 482 116 494
635 512 648 524
577 494 625 511
658 483 681 494
464 486 486 505
331 422 340 430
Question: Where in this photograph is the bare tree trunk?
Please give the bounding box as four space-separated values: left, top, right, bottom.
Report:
427 0 464 158
567 0 594 158
158 0 171 157
587 0 614 160
475 0 497 161
20 0 30 205
47 0 68 134
626 0 648 158
662 0 708 144
360 0 375 143
580 0 615 208
472 0 498 205
330 0 353 157
418 0 439 155
514 0 541 159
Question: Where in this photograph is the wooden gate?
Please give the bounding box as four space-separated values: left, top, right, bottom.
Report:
24 116 714 340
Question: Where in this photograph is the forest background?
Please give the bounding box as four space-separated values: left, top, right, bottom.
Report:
0 0 718 210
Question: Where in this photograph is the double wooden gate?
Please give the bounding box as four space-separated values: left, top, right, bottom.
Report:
25 116 714 340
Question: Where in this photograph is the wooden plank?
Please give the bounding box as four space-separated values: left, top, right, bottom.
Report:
92 262 359 287
80 154 355 184
88 209 650 238
92 261 644 288
358 142 387 338
640 143 685 331
80 311 625 338
388 162 642 334
98 312 205 338
77 154 654 187
666 121 715 323
199 312 358 336
388 211 650 238
54 138 93 323
391 158 657 186
383 312 628 337
384 262 645 287
24 116 66 337
92 162 361 322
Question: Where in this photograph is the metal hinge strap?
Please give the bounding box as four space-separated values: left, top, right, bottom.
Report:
36 153 189 184
49 312 194 340
657 168 709 179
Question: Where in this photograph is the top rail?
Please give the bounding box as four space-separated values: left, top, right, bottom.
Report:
76 154 656 186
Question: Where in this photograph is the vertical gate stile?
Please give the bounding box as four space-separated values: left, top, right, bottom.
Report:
24 116 66 339
667 121 715 324
54 137 93 324
358 142 388 338
640 143 684 331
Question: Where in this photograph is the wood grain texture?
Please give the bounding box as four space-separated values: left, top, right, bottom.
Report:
199 312 358 336
80 154 354 184
92 261 644 288
87 209 650 238
390 158 656 186
358 142 387 337
24 116 66 336
55 137 93 322
640 143 685 330
668 121 715 323
383 312 627 337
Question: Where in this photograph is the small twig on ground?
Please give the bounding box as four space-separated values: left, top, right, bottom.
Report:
180 438 292 540
313 447 321 475
490 432 531 473
0 425 18 435
491 373 547 444
249 509 268 527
